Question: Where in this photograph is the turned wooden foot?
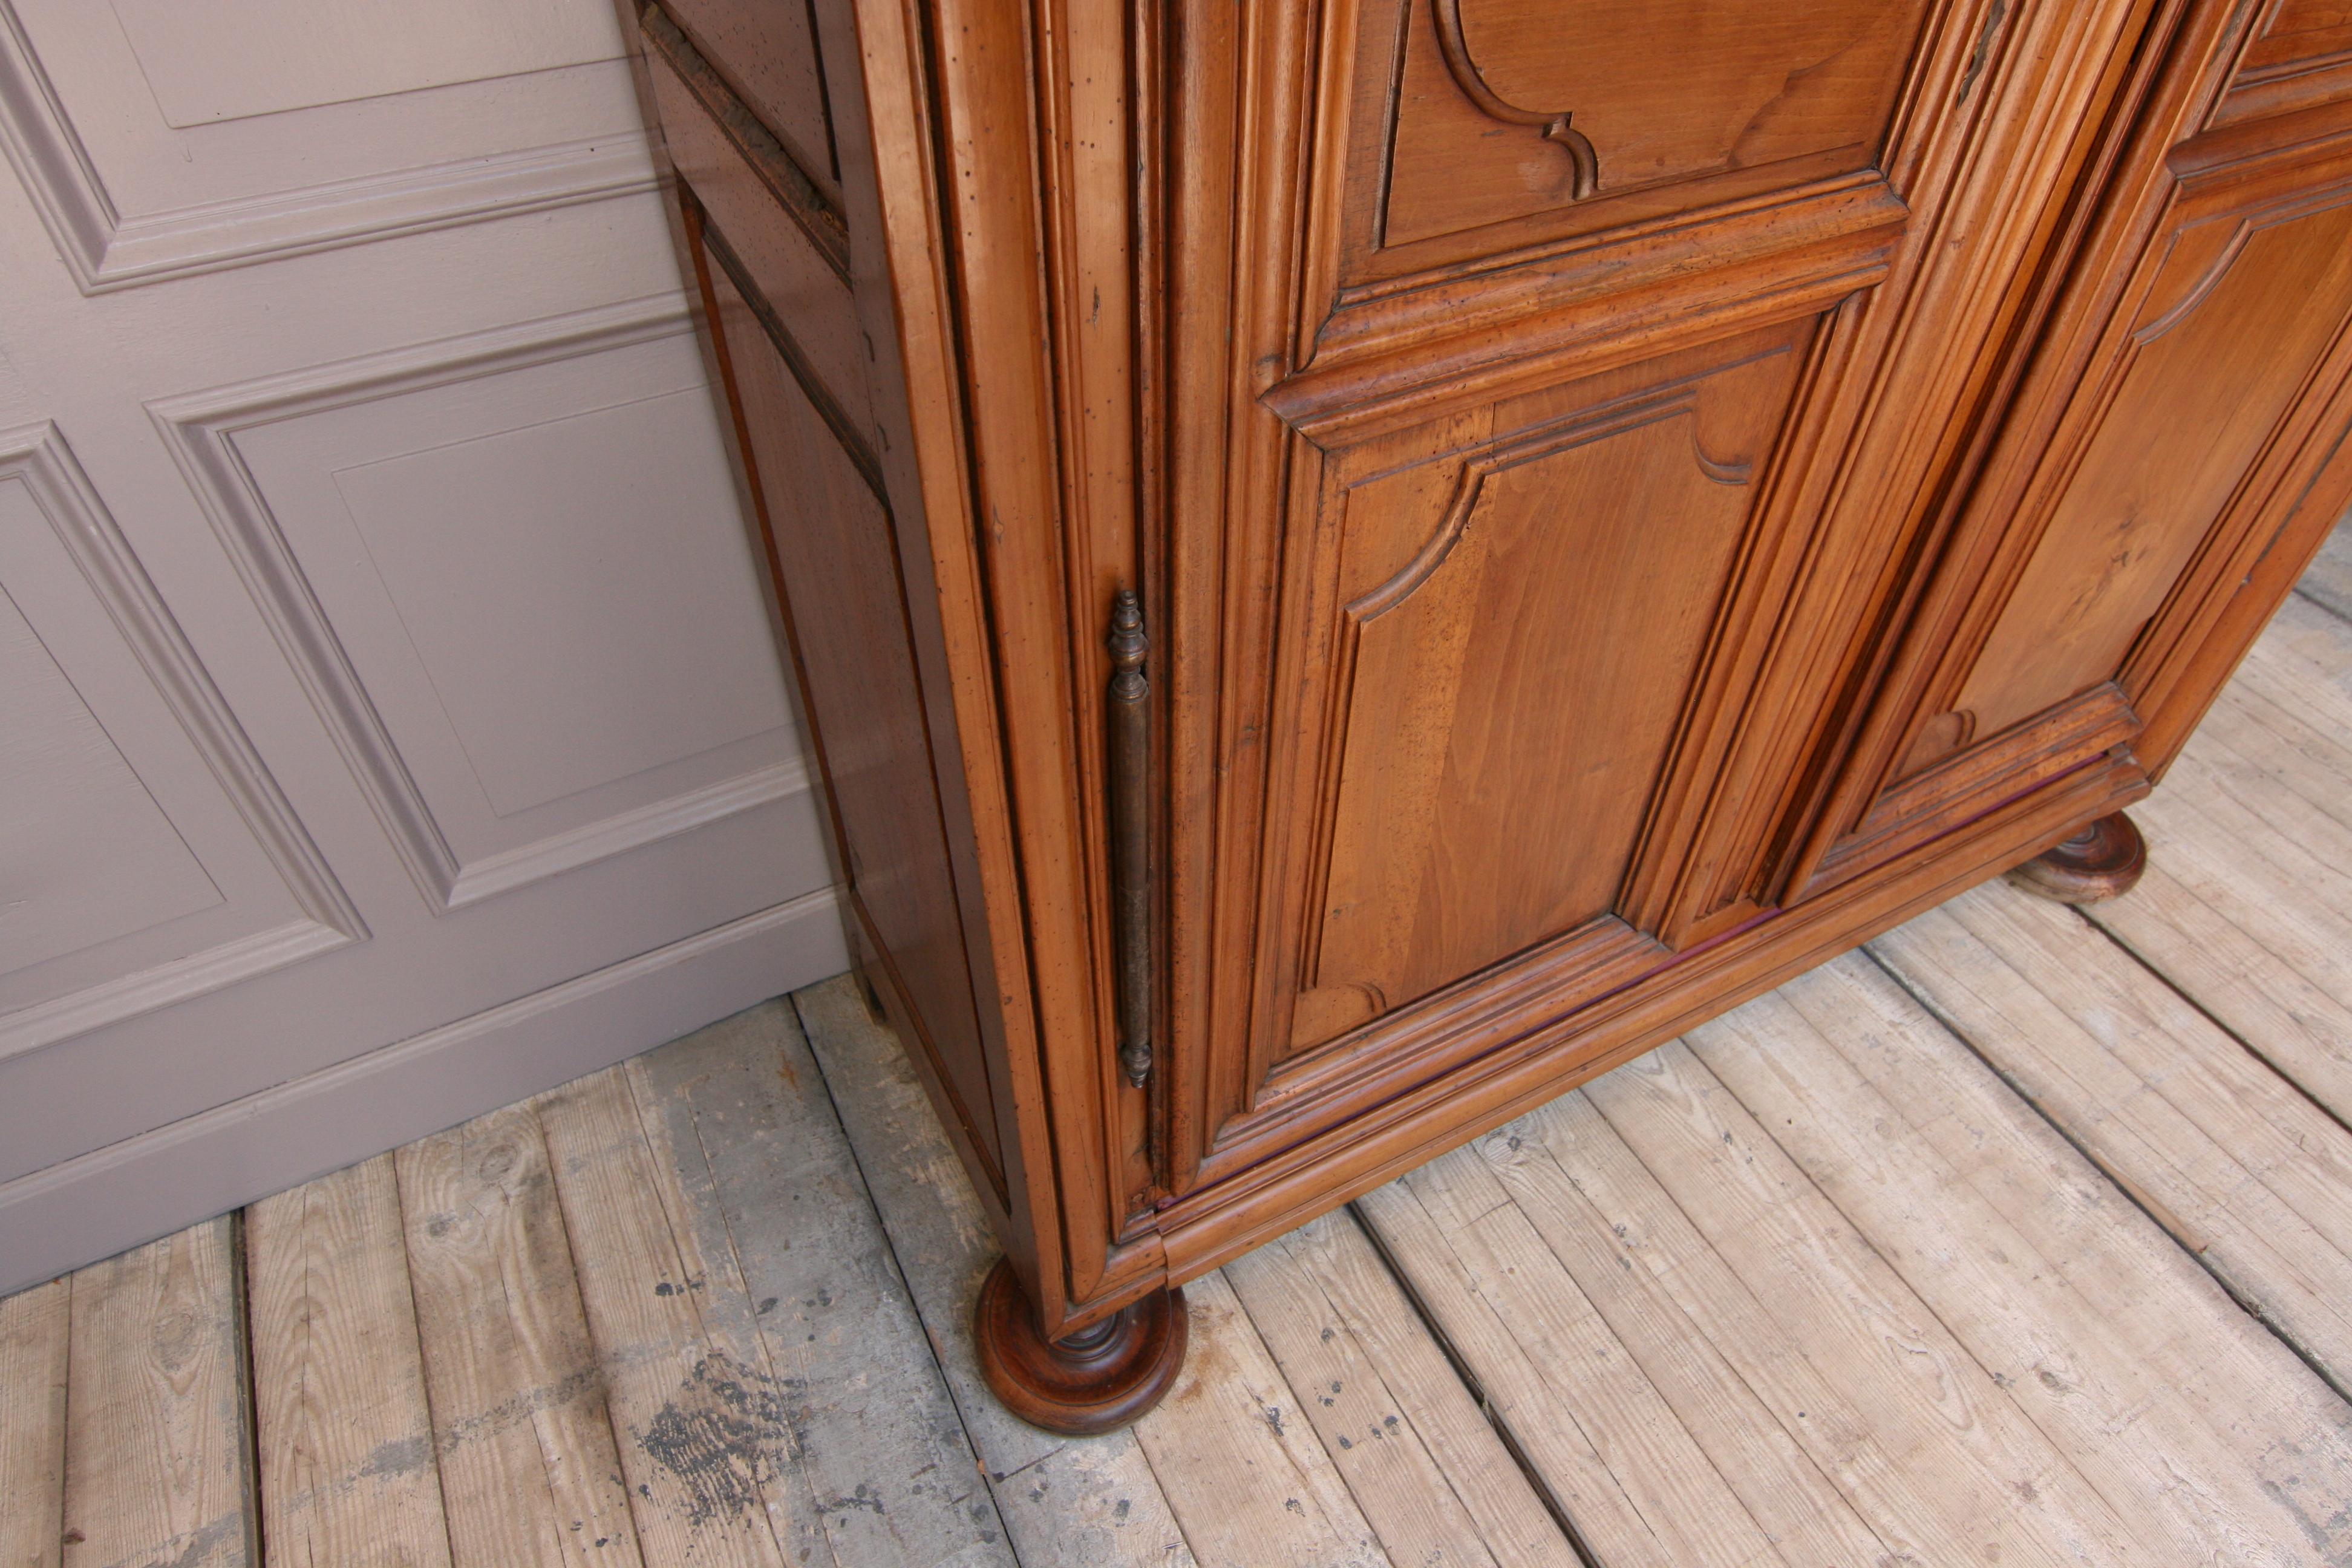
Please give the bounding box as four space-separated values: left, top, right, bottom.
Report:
973 1258 1187 1435
2007 811 2147 904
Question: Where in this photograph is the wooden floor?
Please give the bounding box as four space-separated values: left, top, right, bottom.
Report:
11 534 2352 1568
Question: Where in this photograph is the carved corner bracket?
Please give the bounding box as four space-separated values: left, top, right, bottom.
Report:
1431 0 1599 199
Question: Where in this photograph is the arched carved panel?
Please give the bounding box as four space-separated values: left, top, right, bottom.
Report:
1428 0 1599 201
1956 195 2352 740
1379 0 1936 254
1277 332 1808 1056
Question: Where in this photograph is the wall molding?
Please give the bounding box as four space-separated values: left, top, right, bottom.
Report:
448 755 811 908
0 0 656 293
147 296 792 918
0 886 849 1294
0 422 365 1060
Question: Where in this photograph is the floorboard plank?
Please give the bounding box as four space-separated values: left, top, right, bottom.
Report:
1693 959 2351 1563
789 976 1195 1568
987 1436 1195 1568
1872 883 2352 1390
1452 1123 1901 1568
2256 589 2352 701
1795 949 2352 1552
534 1063 826 1568
60 1215 255 1568
2294 511 2352 623
2209 648 2352 832
244 1155 452 1568
1358 1155 1775 1567
1486 1078 2141 1568
2163 704 2352 913
1 1276 69 1568
396 1105 643 1568
1131 1269 1394 1568
2085 848 2352 1127
1225 1210 1573 1568
2072 610 2352 1131
1578 1044 2145 1568
627 999 1015 1568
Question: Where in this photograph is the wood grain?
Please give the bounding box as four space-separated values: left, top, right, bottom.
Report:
1578 1044 2148 1567
0 1278 69 1568
60 1217 255 1568
1451 1125 1900 1568
533 1064 823 1568
395 1106 642 1568
624 1001 1016 1568
1693 959 2352 1562
1357 1158 1786 1567
1871 881 2352 1394
1132 1271 1394 1568
1806 944 2352 1545
1286 332 1808 1052
244 1156 451 1568
1378 0 1935 252
2081 624 2352 1124
1460 1089 1998 1565
789 976 1195 1567
1224 1212 1572 1568
1956 200 2352 739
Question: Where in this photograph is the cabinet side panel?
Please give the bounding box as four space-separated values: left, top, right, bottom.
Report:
699 253 1005 1194
662 0 840 194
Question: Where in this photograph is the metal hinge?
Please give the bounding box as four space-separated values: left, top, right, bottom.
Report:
1106 589 1152 1089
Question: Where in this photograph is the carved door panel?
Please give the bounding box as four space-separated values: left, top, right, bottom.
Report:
1802 30 2352 900
1278 327 1810 1057
1160 0 2161 1197
1373 0 1933 260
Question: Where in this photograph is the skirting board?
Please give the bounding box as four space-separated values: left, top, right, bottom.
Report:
0 886 849 1295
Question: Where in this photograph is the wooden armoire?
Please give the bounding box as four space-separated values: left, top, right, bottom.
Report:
624 0 2352 1431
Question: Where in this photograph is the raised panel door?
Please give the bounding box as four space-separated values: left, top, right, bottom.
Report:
1958 198 2352 734
1160 0 2162 1204
1282 328 1810 1057
1808 64 2352 899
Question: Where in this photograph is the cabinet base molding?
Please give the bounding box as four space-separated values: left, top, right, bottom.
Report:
973 1258 1188 1436
2007 812 2149 905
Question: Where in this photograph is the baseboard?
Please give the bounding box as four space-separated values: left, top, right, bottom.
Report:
0 888 849 1295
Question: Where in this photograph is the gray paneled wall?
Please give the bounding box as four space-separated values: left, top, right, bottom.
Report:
0 0 844 1292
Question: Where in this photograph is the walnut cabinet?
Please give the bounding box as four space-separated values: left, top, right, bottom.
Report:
625 0 2352 1428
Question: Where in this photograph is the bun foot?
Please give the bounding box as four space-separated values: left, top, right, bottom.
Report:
2008 811 2147 904
973 1259 1187 1435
